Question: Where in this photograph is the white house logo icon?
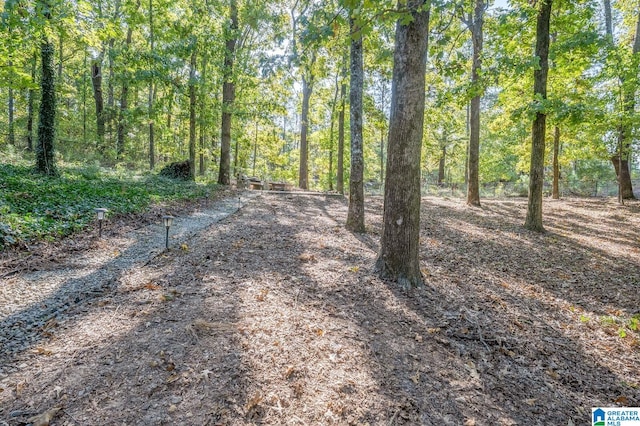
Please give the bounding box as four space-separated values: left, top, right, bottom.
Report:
593 408 605 426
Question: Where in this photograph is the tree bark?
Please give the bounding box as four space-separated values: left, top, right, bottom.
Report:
438 146 446 185
91 57 106 151
603 0 637 200
36 39 57 176
8 64 15 146
524 0 552 232
466 0 485 207
328 71 339 191
199 54 208 176
148 0 155 170
337 67 346 195
27 52 37 152
298 71 313 189
375 0 430 288
116 0 137 158
552 125 560 199
218 0 238 185
346 15 365 233
188 41 197 180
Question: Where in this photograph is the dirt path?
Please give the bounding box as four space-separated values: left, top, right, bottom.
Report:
1 192 639 425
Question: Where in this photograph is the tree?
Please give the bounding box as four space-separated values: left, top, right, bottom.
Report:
35 0 58 176
464 0 487 207
375 0 430 288
218 0 238 185
346 11 365 232
337 59 346 194
524 0 552 232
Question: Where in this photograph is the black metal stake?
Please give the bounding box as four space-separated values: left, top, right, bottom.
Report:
99 220 103 238
165 226 169 249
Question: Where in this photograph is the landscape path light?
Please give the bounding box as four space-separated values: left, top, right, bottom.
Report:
95 208 108 238
162 215 175 249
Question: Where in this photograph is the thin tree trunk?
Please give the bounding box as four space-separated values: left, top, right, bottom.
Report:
218 0 238 185
524 0 552 232
466 0 485 207
298 63 315 189
337 61 346 195
91 56 106 151
8 64 15 146
116 0 137 158
27 52 37 152
552 126 560 199
603 0 637 200
347 15 365 232
375 0 430 288
148 0 155 170
199 55 208 176
438 146 446 185
252 120 258 176
328 71 339 191
106 38 115 142
188 42 197 180
36 39 57 176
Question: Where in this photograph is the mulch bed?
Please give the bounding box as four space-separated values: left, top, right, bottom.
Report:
1 193 639 425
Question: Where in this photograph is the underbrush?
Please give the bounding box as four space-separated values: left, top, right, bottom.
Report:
0 162 217 249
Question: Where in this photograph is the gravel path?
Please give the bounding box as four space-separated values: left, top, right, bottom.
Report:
0 193 254 363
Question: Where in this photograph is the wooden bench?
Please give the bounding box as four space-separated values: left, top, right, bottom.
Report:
249 181 264 190
269 182 286 191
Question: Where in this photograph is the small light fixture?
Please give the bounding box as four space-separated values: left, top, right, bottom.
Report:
95 208 108 238
162 215 174 249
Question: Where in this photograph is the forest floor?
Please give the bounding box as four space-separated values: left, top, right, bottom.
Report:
0 191 639 426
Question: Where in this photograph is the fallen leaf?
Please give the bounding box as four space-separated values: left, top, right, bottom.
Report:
256 289 269 301
315 328 325 337
28 407 61 426
414 334 423 343
349 266 359 273
284 366 295 379
245 393 263 411
143 282 161 290
298 253 315 262
614 396 629 405
180 243 189 251
464 419 476 426
33 347 53 356
524 398 536 406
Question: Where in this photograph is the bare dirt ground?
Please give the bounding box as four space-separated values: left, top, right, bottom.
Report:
1 192 639 426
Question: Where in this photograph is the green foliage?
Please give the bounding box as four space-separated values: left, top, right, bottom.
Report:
0 163 217 247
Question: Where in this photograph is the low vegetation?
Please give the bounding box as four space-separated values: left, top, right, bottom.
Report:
0 162 216 248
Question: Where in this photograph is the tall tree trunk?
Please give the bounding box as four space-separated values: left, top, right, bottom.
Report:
466 0 485 207
148 0 155 170
91 56 106 151
188 42 197 180
375 0 430 288
603 0 637 200
524 0 552 232
347 15 365 232
106 39 115 143
36 39 57 176
8 63 15 146
438 145 446 185
298 61 315 190
57 32 63 79
218 0 238 185
116 1 137 158
199 54 208 176
552 125 560 199
328 71 339 191
27 52 37 152
337 62 346 195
